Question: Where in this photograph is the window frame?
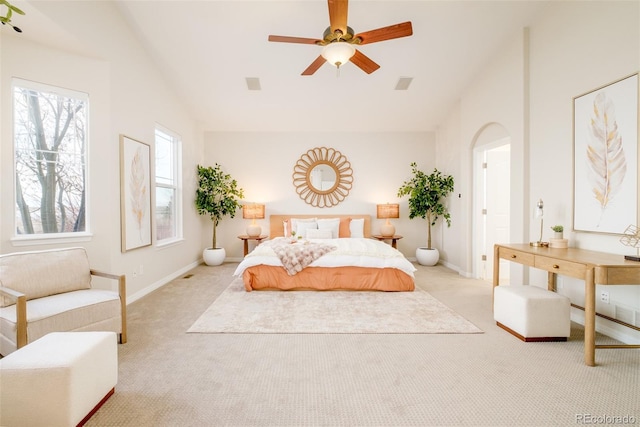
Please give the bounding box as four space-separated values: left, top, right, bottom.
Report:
154 124 183 247
11 78 92 245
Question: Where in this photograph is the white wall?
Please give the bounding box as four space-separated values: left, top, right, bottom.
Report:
0 2 204 299
437 1 640 342
528 1 640 343
203 131 435 259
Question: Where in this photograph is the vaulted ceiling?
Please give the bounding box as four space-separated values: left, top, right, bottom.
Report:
9 1 550 132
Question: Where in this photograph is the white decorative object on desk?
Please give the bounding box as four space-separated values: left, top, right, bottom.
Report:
620 224 640 261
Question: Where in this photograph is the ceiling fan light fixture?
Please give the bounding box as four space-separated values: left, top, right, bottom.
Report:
321 42 355 68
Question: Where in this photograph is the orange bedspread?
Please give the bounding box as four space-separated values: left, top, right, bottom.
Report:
242 265 415 292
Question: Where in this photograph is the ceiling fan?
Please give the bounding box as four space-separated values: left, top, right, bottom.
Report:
268 0 413 75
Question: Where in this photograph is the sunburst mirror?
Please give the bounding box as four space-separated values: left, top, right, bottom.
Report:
292 147 353 208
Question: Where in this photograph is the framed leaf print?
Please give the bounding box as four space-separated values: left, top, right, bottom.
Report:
573 73 638 234
120 135 152 251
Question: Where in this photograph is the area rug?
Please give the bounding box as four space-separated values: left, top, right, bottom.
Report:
187 278 483 334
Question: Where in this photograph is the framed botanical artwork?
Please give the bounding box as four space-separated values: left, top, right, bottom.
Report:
573 73 638 234
120 135 152 252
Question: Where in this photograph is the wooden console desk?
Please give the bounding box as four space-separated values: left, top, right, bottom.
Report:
493 243 640 366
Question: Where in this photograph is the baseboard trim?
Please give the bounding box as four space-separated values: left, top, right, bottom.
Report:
127 260 201 304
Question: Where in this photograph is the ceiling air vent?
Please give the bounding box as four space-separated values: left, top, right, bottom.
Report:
395 77 413 91
245 77 261 91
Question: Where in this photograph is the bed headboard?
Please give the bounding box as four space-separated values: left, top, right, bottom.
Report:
269 215 371 238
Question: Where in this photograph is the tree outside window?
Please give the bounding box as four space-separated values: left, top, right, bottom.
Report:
13 79 89 236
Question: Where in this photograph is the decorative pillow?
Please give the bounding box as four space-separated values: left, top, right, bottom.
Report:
338 218 351 237
349 218 365 238
306 229 333 239
317 218 340 239
283 220 290 237
295 220 318 238
290 218 317 234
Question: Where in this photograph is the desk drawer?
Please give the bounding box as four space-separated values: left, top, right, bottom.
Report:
535 256 587 279
499 248 534 266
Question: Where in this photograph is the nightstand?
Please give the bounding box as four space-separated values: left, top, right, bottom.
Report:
237 235 268 256
372 235 403 249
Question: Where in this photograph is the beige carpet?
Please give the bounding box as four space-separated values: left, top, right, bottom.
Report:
86 263 640 427
187 277 483 334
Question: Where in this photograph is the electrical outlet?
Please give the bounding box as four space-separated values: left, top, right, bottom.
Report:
132 270 138 278
600 291 609 304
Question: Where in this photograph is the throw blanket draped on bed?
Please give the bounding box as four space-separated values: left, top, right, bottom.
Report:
270 240 336 275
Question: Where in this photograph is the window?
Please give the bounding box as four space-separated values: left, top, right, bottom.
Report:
155 125 182 244
13 79 89 238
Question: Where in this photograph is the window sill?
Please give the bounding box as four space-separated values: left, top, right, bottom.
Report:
156 238 185 250
11 232 93 247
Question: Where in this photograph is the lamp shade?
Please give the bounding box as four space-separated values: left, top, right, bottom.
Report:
242 204 265 220
321 42 356 68
377 203 399 219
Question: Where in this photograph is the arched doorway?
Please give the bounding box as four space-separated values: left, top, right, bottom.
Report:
472 124 511 282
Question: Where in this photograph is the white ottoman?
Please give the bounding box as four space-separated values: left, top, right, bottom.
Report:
0 331 118 427
494 285 570 342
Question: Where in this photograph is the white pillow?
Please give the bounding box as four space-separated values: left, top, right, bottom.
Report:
349 218 365 238
317 218 340 239
306 229 333 239
295 220 318 238
291 218 317 234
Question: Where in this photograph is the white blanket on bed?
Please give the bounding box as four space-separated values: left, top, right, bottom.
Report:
233 237 417 277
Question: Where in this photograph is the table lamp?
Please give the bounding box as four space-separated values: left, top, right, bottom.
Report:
242 203 265 237
377 203 399 237
530 199 548 247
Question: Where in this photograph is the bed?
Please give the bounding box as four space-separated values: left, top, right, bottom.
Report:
233 215 416 292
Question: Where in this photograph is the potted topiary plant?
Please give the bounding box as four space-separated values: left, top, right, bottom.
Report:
397 162 455 266
195 164 244 266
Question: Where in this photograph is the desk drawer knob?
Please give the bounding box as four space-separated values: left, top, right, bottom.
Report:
511 255 517 259
553 264 560 269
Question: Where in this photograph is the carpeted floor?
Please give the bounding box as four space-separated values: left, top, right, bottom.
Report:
87 262 639 427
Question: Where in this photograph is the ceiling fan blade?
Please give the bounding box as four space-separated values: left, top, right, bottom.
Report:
328 0 348 37
302 55 327 76
355 21 413 45
268 35 322 45
350 50 380 74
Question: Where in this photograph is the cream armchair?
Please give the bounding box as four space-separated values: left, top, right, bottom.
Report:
0 247 126 355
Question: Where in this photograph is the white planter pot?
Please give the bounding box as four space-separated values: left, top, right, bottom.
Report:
203 247 226 266
416 247 439 266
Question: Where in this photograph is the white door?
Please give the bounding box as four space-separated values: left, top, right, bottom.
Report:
485 145 510 283
474 142 510 281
